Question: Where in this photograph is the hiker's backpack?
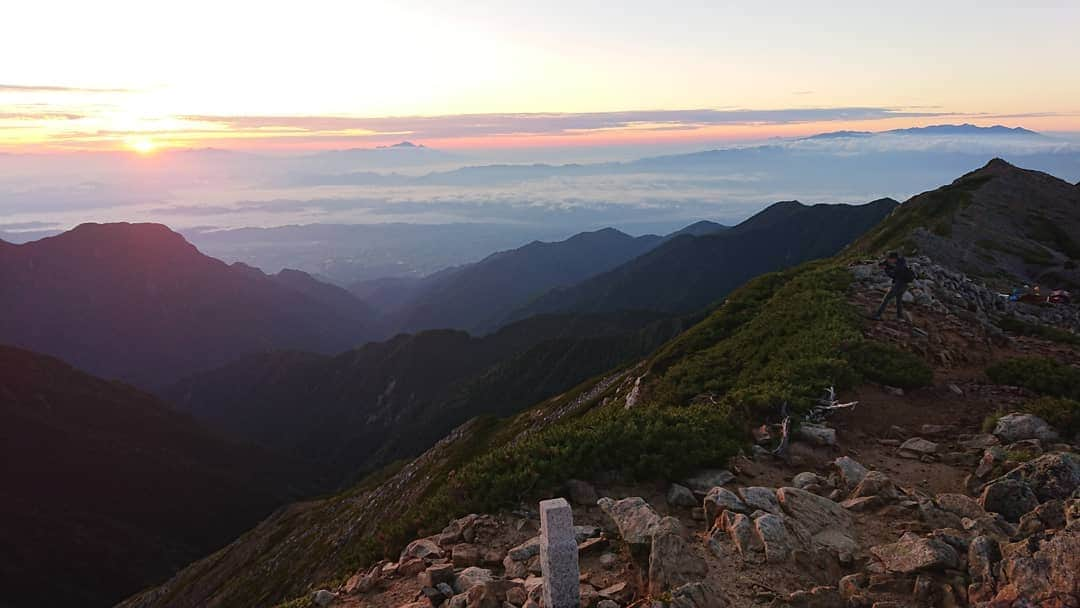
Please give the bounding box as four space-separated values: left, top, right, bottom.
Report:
899 264 917 283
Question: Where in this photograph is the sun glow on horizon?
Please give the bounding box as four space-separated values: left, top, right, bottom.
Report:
127 137 157 155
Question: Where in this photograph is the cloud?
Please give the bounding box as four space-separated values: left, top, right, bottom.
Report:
0 83 133 94
182 107 948 140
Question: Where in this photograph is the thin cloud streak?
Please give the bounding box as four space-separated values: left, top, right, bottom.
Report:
0 83 133 94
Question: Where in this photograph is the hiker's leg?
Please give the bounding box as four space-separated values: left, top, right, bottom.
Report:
895 282 907 318
875 284 897 318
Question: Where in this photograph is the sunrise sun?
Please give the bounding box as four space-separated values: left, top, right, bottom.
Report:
128 137 157 155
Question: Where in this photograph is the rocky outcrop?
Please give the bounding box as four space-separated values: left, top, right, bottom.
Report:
994 413 1060 443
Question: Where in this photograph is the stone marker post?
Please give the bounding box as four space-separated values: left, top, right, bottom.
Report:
539 497 580 608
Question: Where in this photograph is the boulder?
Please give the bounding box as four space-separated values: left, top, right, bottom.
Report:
992 526 1080 606
703 487 746 525
438 514 481 546
739 487 782 515
792 472 827 490
399 557 426 577
833 456 869 490
419 563 456 588
1003 452 1080 502
993 413 1059 443
719 512 764 563
506 537 540 562
596 497 661 546
682 469 734 495
935 493 986 520
1017 499 1066 538
849 471 898 501
754 513 796 563
401 538 445 562
795 424 837 447
648 517 706 594
967 535 1001 585
452 543 481 568
870 536 960 573
979 478 1039 522
344 565 381 593
566 479 600 506
776 487 852 534
453 567 495 594
666 483 698 507
313 589 337 607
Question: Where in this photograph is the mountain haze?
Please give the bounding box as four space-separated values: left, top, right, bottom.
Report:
0 223 377 387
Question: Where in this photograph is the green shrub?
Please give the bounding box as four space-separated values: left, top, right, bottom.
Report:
981 412 1002 433
986 357 1080 400
995 317 1080 347
1023 396 1080 437
847 341 934 388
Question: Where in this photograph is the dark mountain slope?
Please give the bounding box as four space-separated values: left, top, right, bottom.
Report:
383 228 664 333
0 345 313 608
163 310 686 479
0 223 377 387
513 198 898 318
854 158 1080 288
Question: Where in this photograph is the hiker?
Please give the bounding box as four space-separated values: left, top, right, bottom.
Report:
872 251 915 320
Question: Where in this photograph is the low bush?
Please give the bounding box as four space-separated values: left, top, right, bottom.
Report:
1022 396 1080 437
986 356 1080 400
848 341 934 388
996 316 1080 347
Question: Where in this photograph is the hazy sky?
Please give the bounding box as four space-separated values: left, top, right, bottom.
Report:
2 0 1079 151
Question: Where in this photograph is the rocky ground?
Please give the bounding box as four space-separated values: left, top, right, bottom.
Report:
307 261 1079 608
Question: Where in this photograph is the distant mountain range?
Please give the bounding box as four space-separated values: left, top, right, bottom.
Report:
364 228 672 334
803 124 1044 140
510 198 898 319
0 345 314 608
0 223 378 387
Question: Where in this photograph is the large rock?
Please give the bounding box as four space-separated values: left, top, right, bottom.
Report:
849 471 898 501
967 535 1001 585
992 526 1080 606
401 537 444 562
648 517 706 594
993 413 1060 443
935 493 986 520
795 424 837 446
776 487 852 533
453 567 495 594
667 483 698 507
979 478 1039 522
682 469 734 495
703 487 746 525
870 536 960 574
507 537 540 562
1003 452 1080 502
740 487 782 515
754 514 796 563
833 456 869 490
597 497 661 546
718 512 764 563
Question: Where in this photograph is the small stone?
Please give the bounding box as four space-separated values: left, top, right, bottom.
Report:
920 424 955 436
420 563 456 587
453 567 495 594
850 471 898 501
598 552 617 569
870 536 959 573
841 496 882 511
792 471 826 490
507 537 541 562
899 437 939 456
935 493 986 520
599 581 634 603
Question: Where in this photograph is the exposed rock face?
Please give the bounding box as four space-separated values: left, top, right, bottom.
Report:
994 413 1060 443
596 497 662 545
979 478 1040 522
870 535 960 574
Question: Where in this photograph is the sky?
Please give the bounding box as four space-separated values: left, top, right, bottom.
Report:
3 0 1079 153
